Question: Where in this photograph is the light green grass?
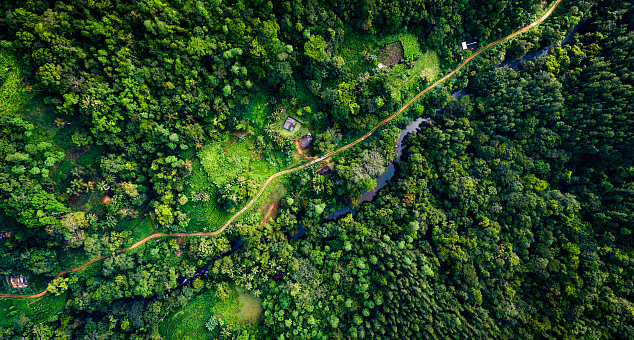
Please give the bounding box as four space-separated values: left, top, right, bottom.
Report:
0 292 66 327
131 218 154 242
184 135 298 231
386 49 440 99
235 289 262 323
339 26 381 76
277 115 309 140
158 286 260 340
0 51 30 118
379 33 423 59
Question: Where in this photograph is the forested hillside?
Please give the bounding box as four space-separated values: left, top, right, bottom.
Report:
1 0 632 339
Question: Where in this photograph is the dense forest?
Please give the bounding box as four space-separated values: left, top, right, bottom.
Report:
0 0 632 339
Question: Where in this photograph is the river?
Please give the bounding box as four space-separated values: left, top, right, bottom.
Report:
326 116 430 220
452 16 589 101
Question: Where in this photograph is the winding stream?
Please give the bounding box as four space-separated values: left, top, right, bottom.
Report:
452 16 589 101
326 117 430 220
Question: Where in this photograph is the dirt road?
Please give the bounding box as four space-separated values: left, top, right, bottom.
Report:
0 0 562 299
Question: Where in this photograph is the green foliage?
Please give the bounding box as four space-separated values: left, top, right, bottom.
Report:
205 315 223 332
198 143 249 187
304 36 327 62
380 33 423 59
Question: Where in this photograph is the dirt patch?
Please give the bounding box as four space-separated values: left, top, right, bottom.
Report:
294 140 316 160
236 292 262 323
230 131 250 137
258 183 286 219
378 42 404 67
260 200 279 226
64 146 88 162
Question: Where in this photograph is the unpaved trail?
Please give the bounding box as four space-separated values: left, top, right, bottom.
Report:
0 0 562 299
260 200 279 226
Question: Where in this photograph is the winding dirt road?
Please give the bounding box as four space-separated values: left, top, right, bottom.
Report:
0 0 561 299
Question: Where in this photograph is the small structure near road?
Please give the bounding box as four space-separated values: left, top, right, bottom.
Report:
461 40 478 50
317 165 334 177
299 133 314 150
7 274 28 289
283 116 298 132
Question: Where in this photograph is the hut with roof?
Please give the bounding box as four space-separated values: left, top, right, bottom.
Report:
299 133 314 150
283 116 298 132
7 274 28 289
317 165 335 177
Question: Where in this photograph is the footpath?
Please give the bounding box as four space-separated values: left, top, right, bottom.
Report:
0 0 562 299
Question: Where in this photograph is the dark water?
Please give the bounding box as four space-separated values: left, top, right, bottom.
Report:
451 17 588 100
326 117 430 220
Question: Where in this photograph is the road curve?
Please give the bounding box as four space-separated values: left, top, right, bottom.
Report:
0 0 561 299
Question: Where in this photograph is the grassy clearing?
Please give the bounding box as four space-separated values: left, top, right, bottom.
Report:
0 51 30 117
235 289 262 323
59 249 92 271
158 286 261 340
276 115 309 140
258 182 286 219
379 33 423 59
0 293 66 327
339 26 381 76
385 49 440 97
183 134 294 232
131 217 154 241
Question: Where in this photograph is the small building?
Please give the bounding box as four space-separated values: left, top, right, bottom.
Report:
299 133 314 150
377 63 384 69
461 40 478 50
0 231 11 239
8 275 27 289
317 165 335 177
283 116 298 132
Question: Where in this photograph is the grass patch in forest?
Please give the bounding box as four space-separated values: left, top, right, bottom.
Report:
235 289 262 323
183 134 291 231
75 145 104 168
0 293 66 327
379 33 423 59
385 49 440 98
235 91 273 132
59 248 92 271
131 217 154 242
258 182 286 220
0 50 30 118
274 115 309 140
339 26 381 76
158 286 260 340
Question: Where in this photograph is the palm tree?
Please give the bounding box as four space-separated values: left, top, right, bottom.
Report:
181 159 193 171
97 181 109 191
166 112 177 122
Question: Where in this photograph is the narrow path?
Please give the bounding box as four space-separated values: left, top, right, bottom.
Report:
0 0 561 299
260 200 279 226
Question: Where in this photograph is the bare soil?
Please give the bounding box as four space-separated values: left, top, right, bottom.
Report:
378 42 404 66
260 199 279 226
64 146 88 162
